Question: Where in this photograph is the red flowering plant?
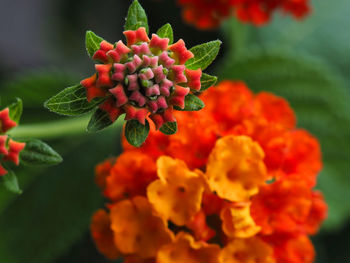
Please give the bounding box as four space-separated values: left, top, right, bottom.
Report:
91 81 327 263
0 98 62 194
177 0 311 29
44 0 221 147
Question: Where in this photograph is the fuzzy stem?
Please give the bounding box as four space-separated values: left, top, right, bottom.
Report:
8 115 122 139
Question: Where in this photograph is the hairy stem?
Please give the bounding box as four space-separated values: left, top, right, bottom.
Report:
8 115 122 139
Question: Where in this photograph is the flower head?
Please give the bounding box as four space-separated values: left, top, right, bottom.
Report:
91 80 326 263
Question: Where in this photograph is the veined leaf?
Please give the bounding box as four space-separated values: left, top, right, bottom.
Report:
1 170 22 195
8 98 23 125
175 94 205 111
87 108 114 133
156 23 173 44
186 40 222 70
44 84 103 116
159 121 177 135
200 73 218 91
125 119 150 147
124 0 149 34
85 31 104 58
20 139 63 166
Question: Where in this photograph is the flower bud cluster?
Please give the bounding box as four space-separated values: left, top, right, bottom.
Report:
81 27 202 129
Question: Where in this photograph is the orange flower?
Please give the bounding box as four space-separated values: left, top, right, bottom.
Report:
92 80 326 263
104 151 157 201
95 158 115 189
147 156 206 225
220 202 261 238
219 237 275 263
110 196 174 258
251 178 313 235
206 135 267 202
157 232 220 263
90 209 120 260
264 234 315 263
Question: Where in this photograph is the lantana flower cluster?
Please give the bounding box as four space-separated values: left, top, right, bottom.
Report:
0 108 26 176
81 27 201 129
177 0 311 29
91 81 327 263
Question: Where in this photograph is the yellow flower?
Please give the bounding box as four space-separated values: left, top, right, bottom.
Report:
206 135 267 202
219 237 275 263
110 196 174 258
147 156 206 225
157 232 220 263
220 202 261 238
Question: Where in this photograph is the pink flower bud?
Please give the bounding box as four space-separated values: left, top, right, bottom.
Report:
99 98 124 122
139 68 154 80
92 40 114 63
185 68 202 91
132 43 151 55
170 65 187 83
146 84 160 97
0 135 8 155
0 164 7 176
152 65 166 83
126 55 142 73
95 64 113 88
169 39 194 64
160 79 173 96
3 139 25 166
159 52 175 68
0 108 17 133
109 84 128 107
148 96 168 113
150 34 169 52
123 27 150 46
124 105 149 125
170 85 190 109
127 74 139 91
112 64 127 82
130 91 147 107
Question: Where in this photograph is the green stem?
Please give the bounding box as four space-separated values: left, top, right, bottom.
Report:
8 115 93 139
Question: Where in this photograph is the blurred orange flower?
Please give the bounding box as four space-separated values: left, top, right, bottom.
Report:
177 0 311 29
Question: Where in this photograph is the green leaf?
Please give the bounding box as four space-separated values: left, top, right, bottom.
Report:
85 31 104 58
124 0 149 34
0 129 121 263
156 23 174 44
20 139 63 166
44 84 104 116
8 98 23 125
186 40 222 70
1 170 22 194
175 94 205 111
159 121 177 135
87 108 114 133
125 119 150 147
200 73 218 91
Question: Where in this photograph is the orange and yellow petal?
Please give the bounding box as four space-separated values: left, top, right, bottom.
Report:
157 232 220 263
90 209 120 260
219 237 275 263
220 202 261 238
95 158 115 189
147 156 206 225
206 135 268 202
105 151 157 201
110 196 173 258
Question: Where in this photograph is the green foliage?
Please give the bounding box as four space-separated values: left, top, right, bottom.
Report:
20 139 63 166
156 23 174 44
125 119 150 147
85 31 104 58
217 48 350 230
159 121 177 135
86 108 114 133
44 85 104 116
0 130 121 263
124 0 149 34
8 98 23 125
175 94 205 111
1 170 22 195
200 73 218 91
186 40 222 70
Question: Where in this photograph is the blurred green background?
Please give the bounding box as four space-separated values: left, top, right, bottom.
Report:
0 0 349 262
